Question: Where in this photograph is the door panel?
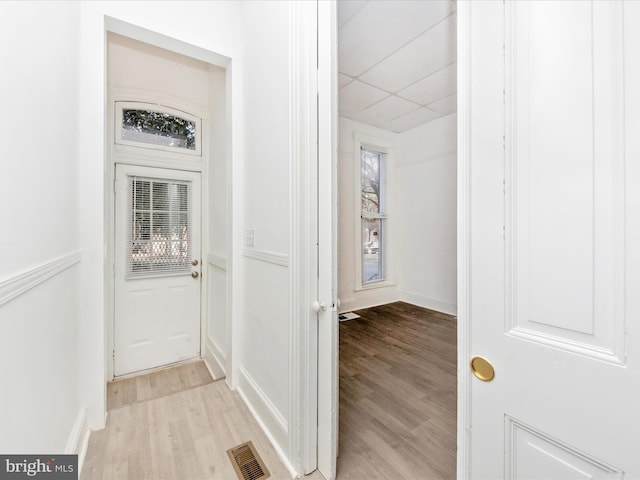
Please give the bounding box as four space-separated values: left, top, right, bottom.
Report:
114 164 202 376
506 0 625 363
505 418 623 479
466 1 640 478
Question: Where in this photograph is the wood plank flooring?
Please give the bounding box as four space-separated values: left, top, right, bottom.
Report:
82 301 456 480
337 302 457 479
107 360 214 410
81 361 293 480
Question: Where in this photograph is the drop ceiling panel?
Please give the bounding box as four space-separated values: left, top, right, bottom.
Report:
383 107 444 133
338 1 457 132
354 95 420 127
339 73 354 89
338 0 368 29
339 79 389 117
428 92 457 114
358 13 456 93
397 62 457 106
339 0 454 78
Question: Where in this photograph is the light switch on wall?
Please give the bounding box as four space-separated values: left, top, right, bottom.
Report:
245 229 255 247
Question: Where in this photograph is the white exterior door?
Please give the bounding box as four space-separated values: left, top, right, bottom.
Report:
463 1 640 478
114 164 202 376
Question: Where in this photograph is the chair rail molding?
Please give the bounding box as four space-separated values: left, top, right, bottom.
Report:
242 247 289 268
0 251 81 307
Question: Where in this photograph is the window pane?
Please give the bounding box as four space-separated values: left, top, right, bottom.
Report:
133 212 150 240
152 182 169 210
172 184 189 211
127 176 191 278
362 218 383 284
361 149 381 214
122 109 196 150
133 180 150 210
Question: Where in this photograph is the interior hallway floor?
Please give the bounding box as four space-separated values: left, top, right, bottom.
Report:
81 361 300 480
81 301 456 480
337 302 457 479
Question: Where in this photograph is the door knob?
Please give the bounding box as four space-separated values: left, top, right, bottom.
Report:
312 301 327 312
192 259 199 266
191 271 199 279
470 356 495 382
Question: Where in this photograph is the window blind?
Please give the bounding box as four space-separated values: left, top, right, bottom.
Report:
127 176 192 278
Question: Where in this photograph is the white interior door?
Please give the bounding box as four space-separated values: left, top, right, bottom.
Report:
317 0 339 477
114 164 202 376
463 1 640 477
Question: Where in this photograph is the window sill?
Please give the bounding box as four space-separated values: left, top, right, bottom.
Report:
355 280 395 292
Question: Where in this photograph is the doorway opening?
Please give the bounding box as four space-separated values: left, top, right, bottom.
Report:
106 32 230 381
336 1 458 476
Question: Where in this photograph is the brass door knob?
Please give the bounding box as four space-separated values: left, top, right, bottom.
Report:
192 271 199 279
470 356 495 382
192 259 199 266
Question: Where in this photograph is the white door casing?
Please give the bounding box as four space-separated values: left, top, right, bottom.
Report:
461 1 640 478
114 164 202 376
317 0 339 478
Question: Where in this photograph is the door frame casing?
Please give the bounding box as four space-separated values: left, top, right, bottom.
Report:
287 0 319 475
456 1 471 477
94 16 235 394
107 88 209 380
309 0 339 478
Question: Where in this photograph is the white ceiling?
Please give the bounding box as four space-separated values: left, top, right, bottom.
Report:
338 0 457 133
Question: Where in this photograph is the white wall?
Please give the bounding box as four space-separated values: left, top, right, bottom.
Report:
239 0 292 457
338 118 400 312
108 32 217 108
397 113 457 315
0 0 245 460
0 1 83 453
206 67 229 379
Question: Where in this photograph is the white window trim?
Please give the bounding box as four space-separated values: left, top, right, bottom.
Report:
115 101 202 156
353 133 395 292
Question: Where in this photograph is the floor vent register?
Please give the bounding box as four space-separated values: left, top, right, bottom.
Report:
227 441 271 480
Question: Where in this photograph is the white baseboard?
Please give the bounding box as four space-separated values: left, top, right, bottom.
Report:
66 407 90 473
399 290 457 316
204 338 226 380
339 297 397 314
236 367 294 476
65 407 87 454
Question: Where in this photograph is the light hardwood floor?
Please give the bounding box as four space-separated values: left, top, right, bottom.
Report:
81 363 295 480
337 302 457 479
82 301 456 480
106 360 214 410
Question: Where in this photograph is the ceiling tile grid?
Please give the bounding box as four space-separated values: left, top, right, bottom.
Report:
338 0 457 133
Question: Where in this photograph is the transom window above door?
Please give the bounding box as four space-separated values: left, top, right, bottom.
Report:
115 102 202 156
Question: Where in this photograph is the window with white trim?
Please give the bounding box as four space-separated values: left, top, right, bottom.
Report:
115 101 202 156
360 146 387 284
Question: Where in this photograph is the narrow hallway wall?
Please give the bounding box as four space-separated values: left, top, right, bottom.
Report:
0 1 83 453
